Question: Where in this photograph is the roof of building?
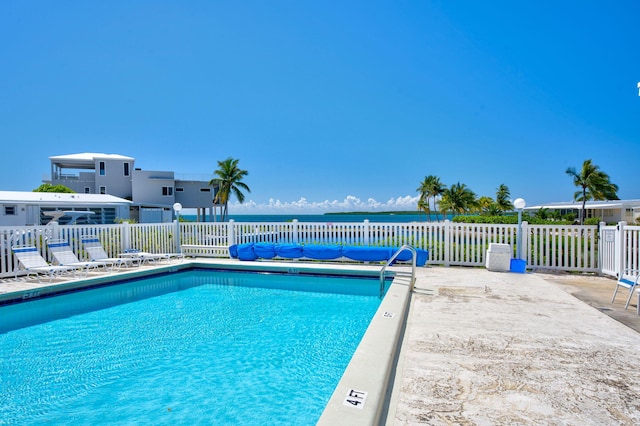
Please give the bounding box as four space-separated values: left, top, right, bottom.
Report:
525 199 640 210
0 191 132 206
49 153 135 167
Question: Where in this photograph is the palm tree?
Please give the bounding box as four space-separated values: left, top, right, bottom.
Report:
476 196 494 215
416 177 431 220
417 197 430 221
209 157 250 222
416 175 445 221
439 182 477 217
495 184 513 214
565 159 619 225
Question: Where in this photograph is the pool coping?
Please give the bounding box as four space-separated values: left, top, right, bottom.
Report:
0 258 412 424
317 269 411 425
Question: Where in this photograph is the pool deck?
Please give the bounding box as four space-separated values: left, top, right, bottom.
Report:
2 260 640 425
386 266 640 425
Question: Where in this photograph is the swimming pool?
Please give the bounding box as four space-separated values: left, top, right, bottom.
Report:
0 268 389 425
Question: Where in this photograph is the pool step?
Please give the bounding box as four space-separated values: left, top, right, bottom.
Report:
392 270 415 287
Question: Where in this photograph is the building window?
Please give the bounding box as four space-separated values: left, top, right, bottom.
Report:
162 186 174 196
200 188 211 192
99 161 106 176
84 187 90 194
4 206 16 215
124 162 130 177
99 186 106 194
175 187 184 192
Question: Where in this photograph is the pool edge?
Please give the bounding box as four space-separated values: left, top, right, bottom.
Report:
317 276 411 426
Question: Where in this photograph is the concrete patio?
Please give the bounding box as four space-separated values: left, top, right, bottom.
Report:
385 267 640 425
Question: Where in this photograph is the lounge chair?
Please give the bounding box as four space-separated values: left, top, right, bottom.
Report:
119 249 183 265
611 268 640 310
12 245 78 283
80 236 137 270
47 239 114 275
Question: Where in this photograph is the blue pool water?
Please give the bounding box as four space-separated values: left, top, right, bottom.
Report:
0 270 385 425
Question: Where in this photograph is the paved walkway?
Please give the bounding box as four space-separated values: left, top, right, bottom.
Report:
385 267 640 425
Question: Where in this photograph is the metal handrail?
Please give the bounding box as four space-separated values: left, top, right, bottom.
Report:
379 244 417 298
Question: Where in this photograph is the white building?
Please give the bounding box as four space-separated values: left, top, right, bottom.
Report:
45 153 219 223
525 199 640 224
0 191 131 226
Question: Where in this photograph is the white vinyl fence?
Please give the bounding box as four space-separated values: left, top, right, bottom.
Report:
0 222 180 279
0 219 630 279
599 222 640 278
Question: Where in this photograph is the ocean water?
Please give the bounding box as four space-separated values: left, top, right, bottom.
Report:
183 213 449 223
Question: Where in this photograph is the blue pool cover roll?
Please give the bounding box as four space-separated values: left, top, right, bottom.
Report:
237 243 258 261
389 247 428 266
230 243 427 265
393 247 413 262
342 246 392 262
302 245 343 260
275 244 304 259
415 249 428 266
253 243 276 259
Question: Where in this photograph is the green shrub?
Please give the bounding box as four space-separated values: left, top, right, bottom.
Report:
452 214 573 225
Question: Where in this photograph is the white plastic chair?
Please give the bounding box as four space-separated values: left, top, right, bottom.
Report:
47 239 114 275
120 248 184 265
12 246 78 283
80 236 136 270
611 268 640 310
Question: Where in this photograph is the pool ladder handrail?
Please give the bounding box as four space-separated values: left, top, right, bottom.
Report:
379 244 417 298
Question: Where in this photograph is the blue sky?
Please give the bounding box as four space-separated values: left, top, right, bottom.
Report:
1 1 639 214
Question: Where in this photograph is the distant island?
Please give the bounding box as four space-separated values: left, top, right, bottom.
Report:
324 211 420 216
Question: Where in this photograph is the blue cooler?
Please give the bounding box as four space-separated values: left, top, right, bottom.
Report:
510 258 527 273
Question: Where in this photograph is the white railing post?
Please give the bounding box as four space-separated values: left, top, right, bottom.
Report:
292 219 299 244
174 220 181 253
51 222 61 241
598 221 606 275
363 220 370 246
444 220 451 267
521 221 529 263
228 220 236 246
122 222 131 251
616 221 626 277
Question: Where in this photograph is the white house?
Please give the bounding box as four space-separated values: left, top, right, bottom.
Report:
0 191 131 226
45 153 219 223
525 199 640 224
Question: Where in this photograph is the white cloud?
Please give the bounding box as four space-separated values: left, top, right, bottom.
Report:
226 194 421 214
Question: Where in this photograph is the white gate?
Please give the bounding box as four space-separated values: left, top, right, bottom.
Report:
599 221 640 278
599 224 618 277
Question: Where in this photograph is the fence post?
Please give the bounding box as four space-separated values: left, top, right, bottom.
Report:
598 222 605 275
521 221 529 263
444 220 451 267
616 221 626 277
122 222 131 251
174 220 181 253
51 222 62 242
228 220 236 246
363 220 370 246
292 219 299 244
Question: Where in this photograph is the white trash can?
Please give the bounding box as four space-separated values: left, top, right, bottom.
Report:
485 243 512 272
